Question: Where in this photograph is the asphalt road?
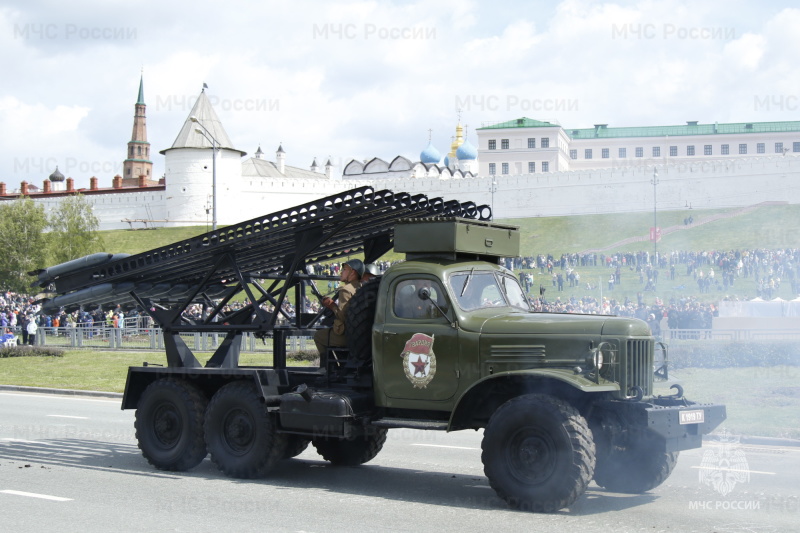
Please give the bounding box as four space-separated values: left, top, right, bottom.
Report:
0 391 798 533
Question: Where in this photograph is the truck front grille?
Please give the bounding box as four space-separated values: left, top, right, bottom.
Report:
621 339 653 397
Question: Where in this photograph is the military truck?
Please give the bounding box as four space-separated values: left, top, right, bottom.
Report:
34 187 725 512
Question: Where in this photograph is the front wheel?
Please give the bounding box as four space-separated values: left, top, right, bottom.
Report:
135 379 207 471
481 394 595 512
204 381 287 478
312 428 387 466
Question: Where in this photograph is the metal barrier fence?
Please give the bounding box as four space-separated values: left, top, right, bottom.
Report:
15 326 315 354
9 325 797 351
664 328 800 341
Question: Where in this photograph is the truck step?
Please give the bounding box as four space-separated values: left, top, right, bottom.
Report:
371 418 448 430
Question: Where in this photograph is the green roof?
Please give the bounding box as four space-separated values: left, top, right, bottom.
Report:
137 75 145 105
478 117 559 129
478 117 800 138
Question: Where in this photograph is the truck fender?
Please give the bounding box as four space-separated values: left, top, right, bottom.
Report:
448 369 619 431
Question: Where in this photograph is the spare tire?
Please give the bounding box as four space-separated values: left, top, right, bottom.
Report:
345 278 381 366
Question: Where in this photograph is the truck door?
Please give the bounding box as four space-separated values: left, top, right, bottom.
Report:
380 276 460 402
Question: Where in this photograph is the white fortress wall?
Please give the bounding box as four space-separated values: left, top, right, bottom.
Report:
31 154 800 233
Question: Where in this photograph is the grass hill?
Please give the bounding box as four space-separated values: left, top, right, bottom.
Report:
93 203 800 305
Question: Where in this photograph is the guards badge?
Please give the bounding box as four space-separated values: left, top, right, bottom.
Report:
401 333 436 389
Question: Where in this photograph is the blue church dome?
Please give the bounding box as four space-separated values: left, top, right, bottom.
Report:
456 138 478 160
420 142 441 164
444 155 451 168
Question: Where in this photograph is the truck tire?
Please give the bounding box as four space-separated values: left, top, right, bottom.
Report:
204 381 287 478
134 379 207 471
346 278 380 365
481 394 595 512
283 435 311 459
312 428 388 466
593 432 679 493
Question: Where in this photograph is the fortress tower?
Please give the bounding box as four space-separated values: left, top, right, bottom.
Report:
122 75 153 182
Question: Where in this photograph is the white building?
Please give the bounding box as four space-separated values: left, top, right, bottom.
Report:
477 117 800 176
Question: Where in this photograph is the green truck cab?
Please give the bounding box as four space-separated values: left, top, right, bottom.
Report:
327 217 724 511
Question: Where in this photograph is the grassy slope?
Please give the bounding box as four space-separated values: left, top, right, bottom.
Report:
94 205 800 257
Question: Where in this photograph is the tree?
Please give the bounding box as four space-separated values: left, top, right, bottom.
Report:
0 197 48 293
48 193 103 265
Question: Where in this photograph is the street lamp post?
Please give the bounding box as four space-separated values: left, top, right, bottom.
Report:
651 168 659 269
190 116 218 231
490 175 497 220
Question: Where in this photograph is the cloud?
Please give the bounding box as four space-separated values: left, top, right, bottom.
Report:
1 0 799 189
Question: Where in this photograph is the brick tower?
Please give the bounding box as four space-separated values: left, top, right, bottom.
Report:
122 75 153 184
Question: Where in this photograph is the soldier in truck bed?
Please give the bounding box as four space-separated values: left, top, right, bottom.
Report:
314 259 364 356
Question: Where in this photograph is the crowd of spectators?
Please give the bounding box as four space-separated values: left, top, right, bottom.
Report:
507 247 799 301
2 249 795 344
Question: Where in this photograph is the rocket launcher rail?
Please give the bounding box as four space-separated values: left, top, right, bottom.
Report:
35 186 492 369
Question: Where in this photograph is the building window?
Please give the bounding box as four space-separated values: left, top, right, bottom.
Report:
775 142 784 154
528 138 536 149
501 139 509 150
541 138 550 148
687 145 695 156
794 142 800 153
635 147 644 158
489 163 496 175
584 149 593 159
756 143 765 154
542 162 549 172
669 146 677 156
704 145 712 155
619 148 627 158
127 168 131 176
602 148 609 159
570 149 577 160
739 144 747 154
528 162 535 173
488 140 496 150
652 147 660 157
502 162 509 174
721 144 730 155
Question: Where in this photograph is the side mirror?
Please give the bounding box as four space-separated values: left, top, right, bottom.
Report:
418 287 431 300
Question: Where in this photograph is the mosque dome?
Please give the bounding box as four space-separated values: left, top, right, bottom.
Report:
456 138 477 160
48 166 65 182
420 142 441 164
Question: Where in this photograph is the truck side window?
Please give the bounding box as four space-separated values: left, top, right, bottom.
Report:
393 279 447 319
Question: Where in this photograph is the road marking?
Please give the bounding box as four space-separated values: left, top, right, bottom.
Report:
47 415 89 420
691 466 775 475
1 490 72 501
411 444 479 450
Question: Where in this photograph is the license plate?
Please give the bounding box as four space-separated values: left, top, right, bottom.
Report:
679 409 705 425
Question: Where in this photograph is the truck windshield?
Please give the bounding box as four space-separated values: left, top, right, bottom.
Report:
449 271 529 311
500 274 532 311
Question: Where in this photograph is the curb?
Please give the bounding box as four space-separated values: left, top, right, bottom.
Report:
0 384 122 399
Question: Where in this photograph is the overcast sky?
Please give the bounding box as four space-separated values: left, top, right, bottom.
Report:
1 0 799 189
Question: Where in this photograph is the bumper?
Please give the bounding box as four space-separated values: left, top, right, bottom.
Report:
600 398 727 453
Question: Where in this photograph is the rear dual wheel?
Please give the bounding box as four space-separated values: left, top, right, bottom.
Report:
204 381 288 478
135 379 208 471
312 429 388 466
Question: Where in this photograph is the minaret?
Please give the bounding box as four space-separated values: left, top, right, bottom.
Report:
122 74 153 183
